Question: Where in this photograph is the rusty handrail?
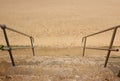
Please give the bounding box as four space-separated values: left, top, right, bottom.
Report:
83 25 120 38
1 46 33 51
85 47 119 51
0 24 35 66
82 25 120 67
0 24 31 37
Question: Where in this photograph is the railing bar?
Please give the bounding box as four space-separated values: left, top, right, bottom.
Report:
12 47 32 49
30 37 35 56
0 24 35 66
5 26 31 37
0 25 31 37
1 26 15 66
83 25 120 38
86 47 119 51
1 47 33 51
104 27 118 67
83 37 87 56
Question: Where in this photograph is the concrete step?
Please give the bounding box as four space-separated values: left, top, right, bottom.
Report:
0 56 120 81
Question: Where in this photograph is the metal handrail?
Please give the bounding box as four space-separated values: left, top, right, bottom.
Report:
0 24 31 37
0 24 35 66
1 46 33 51
83 25 120 38
82 25 120 67
85 47 119 51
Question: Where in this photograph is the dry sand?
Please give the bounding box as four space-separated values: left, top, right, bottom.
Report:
0 0 120 47
0 0 120 80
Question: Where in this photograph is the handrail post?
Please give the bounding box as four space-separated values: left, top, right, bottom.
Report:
104 27 118 67
83 37 87 56
30 37 35 56
117 70 120 77
1 25 15 66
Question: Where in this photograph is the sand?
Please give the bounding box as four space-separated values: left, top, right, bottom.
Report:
0 1 120 80
0 0 120 47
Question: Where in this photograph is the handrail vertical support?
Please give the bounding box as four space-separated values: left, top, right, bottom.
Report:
83 37 87 56
30 37 35 56
117 70 120 77
1 25 15 66
104 28 117 67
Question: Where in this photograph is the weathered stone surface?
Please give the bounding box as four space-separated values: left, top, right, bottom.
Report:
0 55 120 81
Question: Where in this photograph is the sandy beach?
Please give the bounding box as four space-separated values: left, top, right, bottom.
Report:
0 0 120 47
0 0 120 81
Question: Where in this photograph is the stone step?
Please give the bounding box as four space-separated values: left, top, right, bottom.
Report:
0 56 120 81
